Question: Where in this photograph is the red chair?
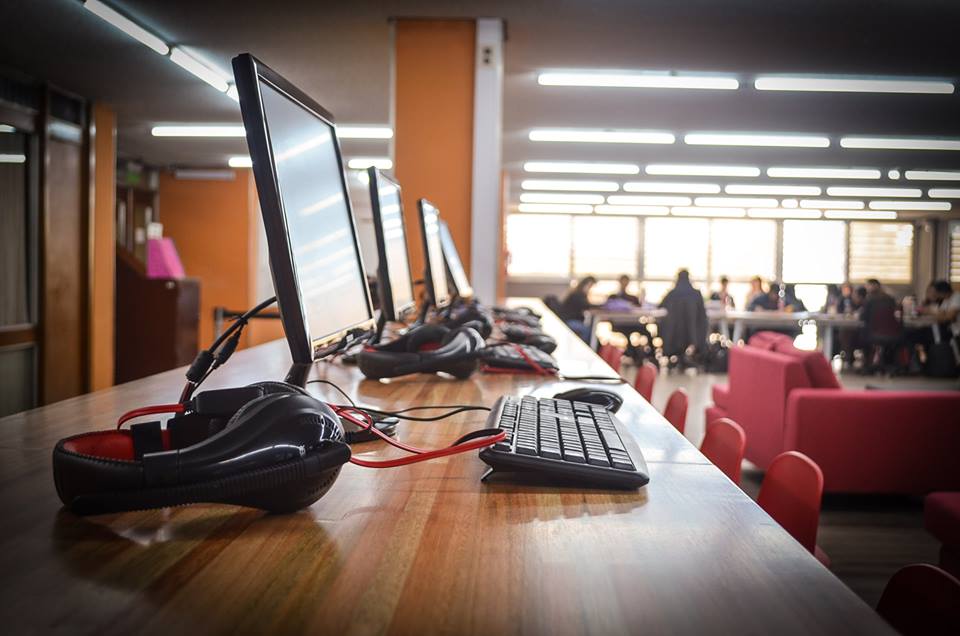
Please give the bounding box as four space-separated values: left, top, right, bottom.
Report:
634 361 657 403
876 564 960 635
599 344 623 373
757 451 831 566
700 418 746 485
662 388 688 435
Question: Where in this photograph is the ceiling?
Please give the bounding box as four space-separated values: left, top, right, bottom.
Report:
1 0 959 218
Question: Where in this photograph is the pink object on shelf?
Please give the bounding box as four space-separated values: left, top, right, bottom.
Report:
146 238 185 279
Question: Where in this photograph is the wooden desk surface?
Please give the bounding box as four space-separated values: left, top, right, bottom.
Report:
0 299 891 635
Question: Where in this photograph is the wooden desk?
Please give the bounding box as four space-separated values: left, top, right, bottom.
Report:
0 299 891 634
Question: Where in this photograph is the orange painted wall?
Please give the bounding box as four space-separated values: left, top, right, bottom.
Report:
394 19 475 296
90 103 115 390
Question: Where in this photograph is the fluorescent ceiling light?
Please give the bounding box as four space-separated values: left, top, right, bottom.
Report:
176 168 236 181
672 207 746 218
521 179 619 192
754 76 954 95
84 0 169 55
800 199 863 210
782 199 799 208
337 126 394 139
520 192 605 204
0 125 15 133
767 167 881 179
518 203 593 214
523 161 639 174
827 186 921 197
170 47 230 93
695 197 778 208
825 210 898 220
905 170 960 181
538 71 738 90
929 189 960 198
151 125 245 137
607 195 692 207
226 85 239 102
888 169 901 180
646 164 760 177
868 200 951 211
228 156 252 168
347 157 392 170
529 129 675 144
748 208 822 219
725 184 822 196
840 137 960 151
623 181 720 194
684 132 830 148
0 153 26 163
594 205 669 216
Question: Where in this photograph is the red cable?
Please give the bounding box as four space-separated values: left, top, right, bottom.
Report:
510 343 555 376
116 403 185 429
335 406 429 454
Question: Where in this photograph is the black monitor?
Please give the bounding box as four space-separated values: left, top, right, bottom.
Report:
438 220 474 301
367 167 415 322
233 53 375 382
416 198 451 311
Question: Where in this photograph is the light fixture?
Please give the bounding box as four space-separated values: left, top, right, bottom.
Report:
888 169 901 180
766 166 881 179
672 207 746 218
824 210 898 220
725 184 822 196
529 129 676 144
607 195 692 206
868 200 952 211
695 197 778 208
337 126 394 139
228 156 252 168
747 208 822 219
517 203 593 214
175 168 236 180
0 124 15 133
347 157 393 170
523 161 640 174
645 164 760 177
0 153 26 163
826 186 921 197
929 189 960 198
152 125 245 137
521 179 619 192
800 199 863 210
520 192 605 204
684 132 830 148
623 181 721 194
84 0 169 55
226 85 240 102
537 71 739 90
594 205 669 216
170 47 230 93
905 170 960 181
754 76 954 95
840 137 960 151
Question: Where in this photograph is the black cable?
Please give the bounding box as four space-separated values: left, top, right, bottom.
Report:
338 405 491 422
558 375 629 384
306 379 356 407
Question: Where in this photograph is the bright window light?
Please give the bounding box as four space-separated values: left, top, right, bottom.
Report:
868 200 952 211
594 205 669 216
152 125 245 137
0 153 26 163
607 195 692 206
783 220 846 283
520 192 605 204
347 157 392 170
228 156 252 168
337 125 394 139
748 208 822 219
800 199 863 209
517 203 593 214
84 0 169 55
695 197 778 208
521 179 619 192
646 164 760 177
725 184 822 196
767 166 881 179
840 137 960 151
538 71 739 90
623 182 721 194
905 170 960 181
506 214 572 276
825 210 898 220
929 189 960 198
826 186 921 197
754 76 954 94
529 129 676 144
684 132 830 148
170 47 230 93
226 85 239 102
672 207 746 217
523 161 639 174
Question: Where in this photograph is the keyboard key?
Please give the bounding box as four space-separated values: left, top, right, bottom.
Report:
601 429 626 452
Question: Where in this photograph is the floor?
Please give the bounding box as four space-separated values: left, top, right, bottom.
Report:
632 363 955 607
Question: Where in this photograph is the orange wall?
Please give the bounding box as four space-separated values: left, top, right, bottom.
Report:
90 103 115 390
394 19 476 294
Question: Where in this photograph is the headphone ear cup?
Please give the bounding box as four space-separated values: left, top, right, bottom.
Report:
405 324 450 352
247 381 309 396
222 392 289 432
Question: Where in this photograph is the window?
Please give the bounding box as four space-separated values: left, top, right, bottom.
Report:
848 222 913 284
643 217 709 280
949 221 960 284
506 214 571 276
572 215 638 276
782 220 846 284
709 219 777 281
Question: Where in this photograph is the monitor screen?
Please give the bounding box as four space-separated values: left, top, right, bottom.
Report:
438 220 473 299
417 199 450 309
368 169 415 321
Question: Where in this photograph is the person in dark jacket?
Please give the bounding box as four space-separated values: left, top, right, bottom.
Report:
659 269 707 364
559 276 598 341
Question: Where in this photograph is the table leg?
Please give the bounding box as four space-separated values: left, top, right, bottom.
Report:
732 319 744 344
720 318 730 341
822 325 834 361
587 314 599 349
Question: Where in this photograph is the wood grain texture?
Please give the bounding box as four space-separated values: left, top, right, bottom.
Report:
0 300 892 635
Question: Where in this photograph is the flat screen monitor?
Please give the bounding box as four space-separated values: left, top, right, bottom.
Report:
438 220 473 300
367 168 415 321
233 53 375 363
416 198 451 310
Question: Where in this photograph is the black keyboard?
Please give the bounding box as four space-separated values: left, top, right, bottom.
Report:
479 396 649 489
480 344 559 372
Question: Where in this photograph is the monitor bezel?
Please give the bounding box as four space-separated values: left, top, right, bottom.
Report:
367 167 416 322
233 53 375 364
437 220 474 300
416 198 451 310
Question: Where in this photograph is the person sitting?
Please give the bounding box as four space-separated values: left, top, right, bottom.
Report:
920 280 960 341
747 275 766 309
709 275 735 309
858 279 903 373
659 269 707 367
558 275 598 341
823 284 841 313
748 282 781 311
782 283 807 313
608 274 640 306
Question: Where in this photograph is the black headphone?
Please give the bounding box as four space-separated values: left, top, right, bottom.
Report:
356 323 485 380
53 381 350 515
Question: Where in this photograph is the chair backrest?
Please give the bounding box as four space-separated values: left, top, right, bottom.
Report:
634 361 657 402
700 418 747 485
876 564 960 636
662 388 688 435
599 344 623 373
757 451 824 554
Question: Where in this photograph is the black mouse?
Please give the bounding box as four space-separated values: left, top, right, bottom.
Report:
552 387 623 413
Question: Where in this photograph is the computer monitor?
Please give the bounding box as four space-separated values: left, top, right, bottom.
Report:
367 167 415 322
233 53 375 374
416 198 451 310
438 220 474 300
